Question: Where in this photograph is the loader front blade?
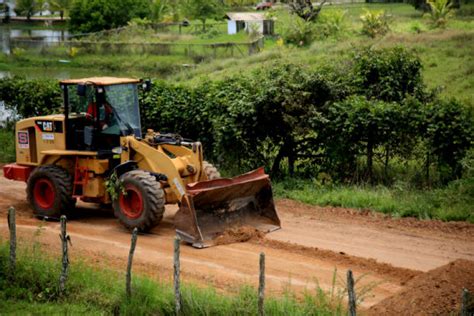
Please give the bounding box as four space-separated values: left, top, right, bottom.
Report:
174 168 281 248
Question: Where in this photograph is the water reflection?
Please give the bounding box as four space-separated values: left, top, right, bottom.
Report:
0 25 69 54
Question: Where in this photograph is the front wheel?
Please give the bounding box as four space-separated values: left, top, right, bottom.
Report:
113 170 165 232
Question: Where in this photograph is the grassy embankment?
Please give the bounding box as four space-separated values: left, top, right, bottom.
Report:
175 3 474 106
0 240 344 315
274 178 474 223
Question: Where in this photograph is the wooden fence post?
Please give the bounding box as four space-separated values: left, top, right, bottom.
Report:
174 236 182 315
59 215 70 296
258 252 265 316
461 288 471 316
126 227 138 299
7 206 16 276
347 270 357 316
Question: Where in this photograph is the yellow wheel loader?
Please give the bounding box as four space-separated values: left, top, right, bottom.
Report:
3 77 280 247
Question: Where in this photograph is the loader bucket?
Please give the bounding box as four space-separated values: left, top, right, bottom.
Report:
174 168 281 248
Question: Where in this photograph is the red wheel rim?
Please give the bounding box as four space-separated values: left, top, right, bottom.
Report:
33 178 56 209
119 184 144 219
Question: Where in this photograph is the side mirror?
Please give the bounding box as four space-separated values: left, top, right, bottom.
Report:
77 84 86 96
142 79 152 92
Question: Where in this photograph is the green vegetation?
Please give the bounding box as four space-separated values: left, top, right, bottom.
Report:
0 129 15 163
69 0 149 33
14 0 37 20
274 177 474 223
1 3 473 223
427 0 454 28
0 241 345 315
2 47 472 185
181 0 224 31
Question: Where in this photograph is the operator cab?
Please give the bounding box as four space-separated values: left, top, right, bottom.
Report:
60 77 143 151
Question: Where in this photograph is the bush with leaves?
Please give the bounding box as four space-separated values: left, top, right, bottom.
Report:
69 0 149 33
352 47 425 103
281 18 316 46
360 9 390 38
317 9 347 38
426 0 453 28
0 77 61 118
14 0 36 20
321 96 425 182
424 98 473 181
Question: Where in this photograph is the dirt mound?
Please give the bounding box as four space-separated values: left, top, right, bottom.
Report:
368 259 474 315
215 226 264 245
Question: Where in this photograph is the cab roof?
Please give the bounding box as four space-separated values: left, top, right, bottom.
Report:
60 77 140 86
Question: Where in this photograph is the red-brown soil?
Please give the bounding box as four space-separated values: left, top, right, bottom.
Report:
215 226 264 245
1 172 473 310
368 259 474 315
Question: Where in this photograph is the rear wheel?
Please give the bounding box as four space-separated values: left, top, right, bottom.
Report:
113 170 165 232
203 161 221 180
27 165 75 220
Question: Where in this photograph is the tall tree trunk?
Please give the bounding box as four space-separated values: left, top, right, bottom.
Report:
384 146 390 182
367 140 373 183
271 146 285 176
425 151 430 187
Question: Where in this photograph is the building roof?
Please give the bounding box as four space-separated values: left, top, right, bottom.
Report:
60 77 140 86
225 12 268 21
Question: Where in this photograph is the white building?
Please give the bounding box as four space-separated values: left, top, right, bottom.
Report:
225 13 274 36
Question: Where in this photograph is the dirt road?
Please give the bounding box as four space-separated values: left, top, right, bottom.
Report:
1 174 473 308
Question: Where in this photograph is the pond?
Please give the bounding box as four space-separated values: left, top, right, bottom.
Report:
0 25 69 54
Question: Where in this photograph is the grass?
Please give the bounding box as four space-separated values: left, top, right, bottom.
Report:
0 128 15 163
274 177 474 223
0 240 345 315
0 52 195 78
176 4 474 106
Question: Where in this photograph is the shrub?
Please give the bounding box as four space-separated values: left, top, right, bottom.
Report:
360 9 390 38
69 0 150 33
424 98 474 180
281 19 316 46
317 9 347 38
0 77 61 118
352 47 425 103
0 129 15 163
426 0 453 28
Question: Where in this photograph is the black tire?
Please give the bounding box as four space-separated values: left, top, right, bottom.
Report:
203 161 221 180
113 170 165 232
27 165 76 220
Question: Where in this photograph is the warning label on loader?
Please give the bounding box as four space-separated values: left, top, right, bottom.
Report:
18 131 29 149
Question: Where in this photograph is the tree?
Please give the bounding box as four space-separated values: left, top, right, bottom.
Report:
69 0 149 33
426 0 453 28
182 0 223 31
290 0 327 22
14 0 37 20
49 0 70 20
35 0 47 16
149 0 172 22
